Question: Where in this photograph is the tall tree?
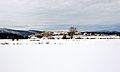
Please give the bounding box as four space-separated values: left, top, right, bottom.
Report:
68 27 77 39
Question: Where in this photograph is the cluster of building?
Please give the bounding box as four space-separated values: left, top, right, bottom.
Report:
29 31 120 40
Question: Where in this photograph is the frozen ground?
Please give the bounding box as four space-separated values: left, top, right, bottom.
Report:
0 39 120 72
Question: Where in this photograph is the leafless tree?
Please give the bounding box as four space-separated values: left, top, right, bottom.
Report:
68 27 77 39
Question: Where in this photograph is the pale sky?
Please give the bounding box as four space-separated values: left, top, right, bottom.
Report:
0 0 120 31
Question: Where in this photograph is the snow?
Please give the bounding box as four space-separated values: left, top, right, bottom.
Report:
0 39 120 72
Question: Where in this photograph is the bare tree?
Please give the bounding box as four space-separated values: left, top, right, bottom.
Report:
68 27 77 39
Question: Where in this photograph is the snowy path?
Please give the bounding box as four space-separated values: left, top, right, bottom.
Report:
0 39 120 72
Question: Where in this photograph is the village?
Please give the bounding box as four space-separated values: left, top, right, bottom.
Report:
29 27 120 40
0 27 120 45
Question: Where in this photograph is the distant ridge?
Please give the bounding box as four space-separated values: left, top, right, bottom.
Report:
0 28 44 39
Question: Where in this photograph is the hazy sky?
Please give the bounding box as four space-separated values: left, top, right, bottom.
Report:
0 0 120 30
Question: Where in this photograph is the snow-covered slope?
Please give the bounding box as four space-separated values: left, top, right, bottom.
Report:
0 28 43 35
0 28 43 36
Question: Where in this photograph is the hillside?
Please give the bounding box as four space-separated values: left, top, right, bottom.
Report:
0 28 44 39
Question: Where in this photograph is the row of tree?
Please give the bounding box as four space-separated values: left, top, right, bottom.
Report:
0 33 28 39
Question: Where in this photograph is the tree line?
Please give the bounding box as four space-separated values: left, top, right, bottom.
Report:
0 33 28 39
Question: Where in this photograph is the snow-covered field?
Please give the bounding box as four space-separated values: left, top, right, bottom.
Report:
0 39 120 72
